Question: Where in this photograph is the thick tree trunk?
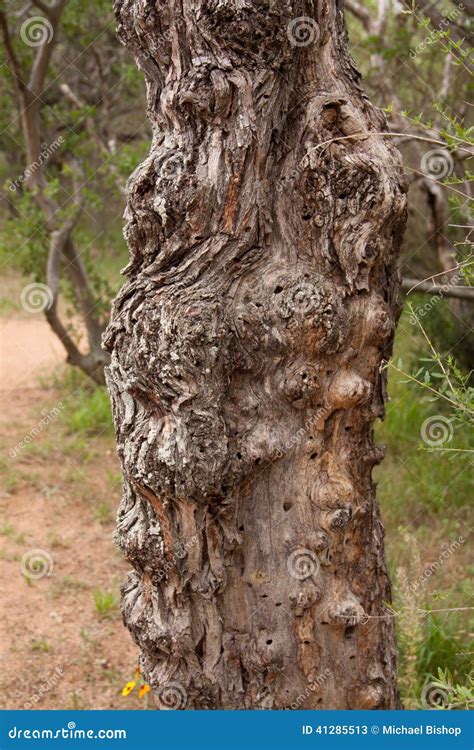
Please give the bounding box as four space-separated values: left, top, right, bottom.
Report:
104 0 407 709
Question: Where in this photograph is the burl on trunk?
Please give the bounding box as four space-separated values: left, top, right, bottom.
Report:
104 0 407 709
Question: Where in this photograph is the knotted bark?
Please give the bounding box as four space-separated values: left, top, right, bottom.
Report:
104 0 407 709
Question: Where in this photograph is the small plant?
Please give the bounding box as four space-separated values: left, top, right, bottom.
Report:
92 587 120 617
425 668 474 710
79 627 97 646
0 522 15 537
48 576 84 599
92 502 113 525
31 639 50 653
61 386 113 437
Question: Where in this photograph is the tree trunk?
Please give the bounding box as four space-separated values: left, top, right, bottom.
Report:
104 0 407 709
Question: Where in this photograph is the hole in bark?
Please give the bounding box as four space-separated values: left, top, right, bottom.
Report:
266 639 273 645
302 213 311 220
310 452 318 460
238 525 244 532
344 426 352 432
303 640 310 644
196 634 205 659
255 458 261 464
236 452 242 459
274 285 283 294
275 602 282 607
345 626 357 639
317 698 323 704
283 500 293 511
261 594 268 598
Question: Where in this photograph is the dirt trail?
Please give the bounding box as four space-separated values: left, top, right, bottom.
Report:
0 314 141 710
1 317 64 392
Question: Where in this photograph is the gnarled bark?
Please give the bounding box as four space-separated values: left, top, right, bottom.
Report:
104 0 407 709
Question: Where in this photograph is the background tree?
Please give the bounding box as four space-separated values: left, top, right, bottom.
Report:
105 0 408 709
0 0 148 382
346 0 473 367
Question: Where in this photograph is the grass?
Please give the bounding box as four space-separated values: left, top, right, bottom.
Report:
375 311 473 523
92 587 120 618
31 639 51 653
0 521 26 544
60 386 113 438
376 309 473 706
48 575 85 599
92 501 114 525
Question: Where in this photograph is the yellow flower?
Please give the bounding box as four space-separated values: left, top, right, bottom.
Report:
121 681 136 697
139 684 151 698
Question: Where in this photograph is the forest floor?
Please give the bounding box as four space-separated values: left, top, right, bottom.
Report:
0 271 472 710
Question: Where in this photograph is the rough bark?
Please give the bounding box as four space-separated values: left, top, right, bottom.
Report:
104 0 407 709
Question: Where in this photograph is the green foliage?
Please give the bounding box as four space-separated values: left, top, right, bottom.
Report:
428 669 474 710
60 386 113 437
92 587 120 617
417 616 473 685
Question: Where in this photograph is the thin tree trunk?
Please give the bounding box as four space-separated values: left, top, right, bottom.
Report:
104 0 407 709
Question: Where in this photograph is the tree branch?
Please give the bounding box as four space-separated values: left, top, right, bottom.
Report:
0 11 27 90
402 277 474 301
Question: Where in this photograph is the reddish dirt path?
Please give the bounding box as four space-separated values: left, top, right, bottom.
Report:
0 313 143 710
